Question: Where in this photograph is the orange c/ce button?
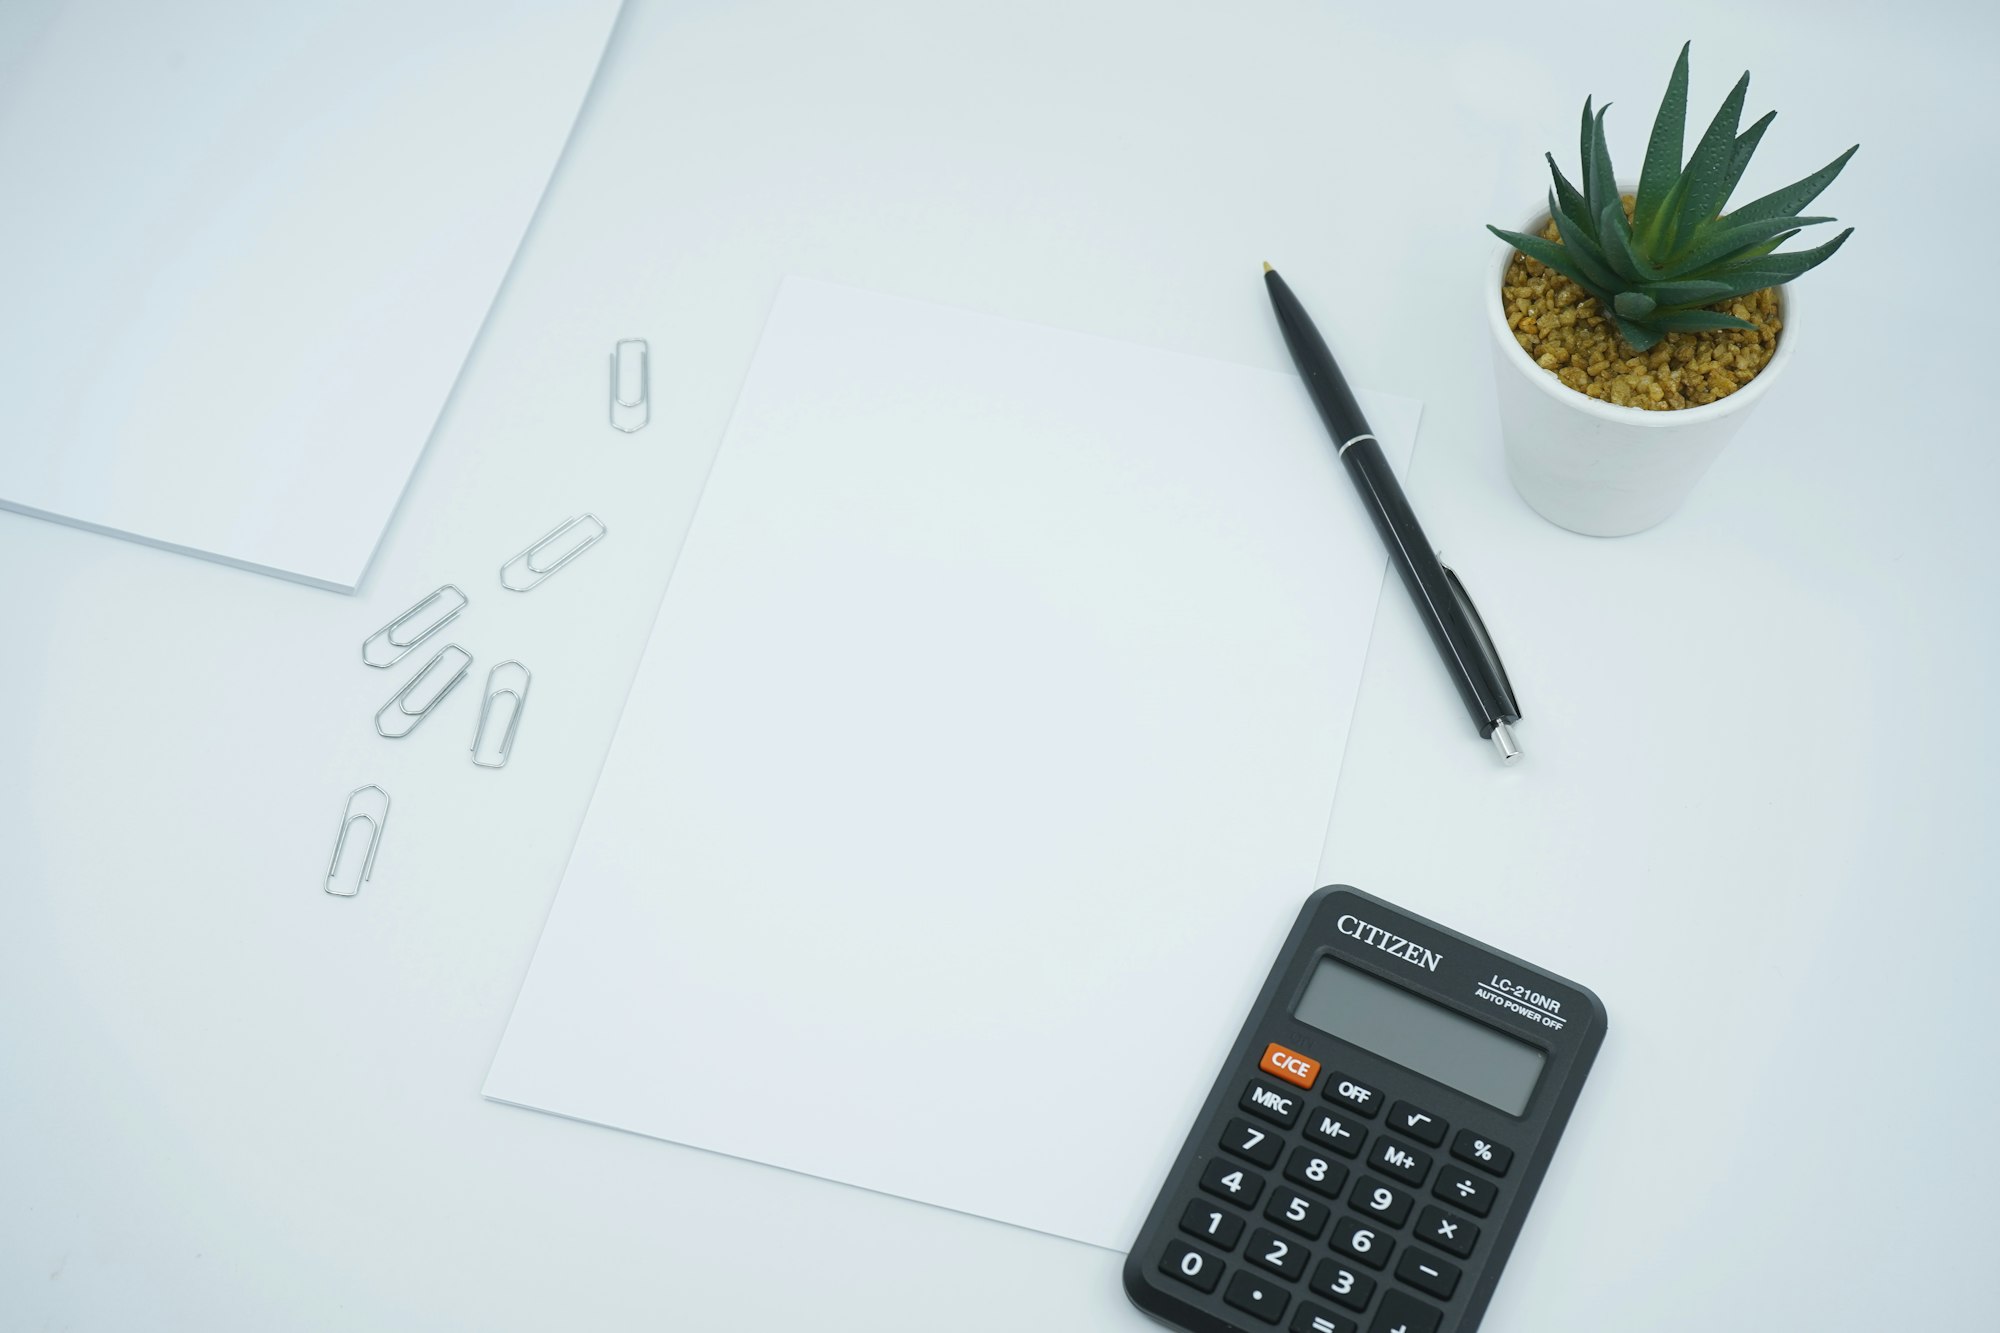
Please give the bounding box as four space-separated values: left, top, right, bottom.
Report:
1259 1042 1320 1090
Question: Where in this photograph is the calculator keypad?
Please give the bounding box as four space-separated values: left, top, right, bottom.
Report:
1161 1060 1523 1332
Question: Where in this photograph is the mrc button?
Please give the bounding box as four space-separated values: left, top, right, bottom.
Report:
1259 1042 1321 1090
1240 1079 1303 1127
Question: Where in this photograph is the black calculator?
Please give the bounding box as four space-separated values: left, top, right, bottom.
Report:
1124 886 1605 1333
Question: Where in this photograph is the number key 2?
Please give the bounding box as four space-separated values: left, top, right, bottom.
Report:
1246 1226 1309 1280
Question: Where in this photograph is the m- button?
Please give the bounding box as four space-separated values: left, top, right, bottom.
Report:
1259 1043 1321 1090
1240 1079 1303 1128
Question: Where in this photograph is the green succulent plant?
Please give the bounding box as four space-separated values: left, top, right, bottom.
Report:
1489 43 1856 353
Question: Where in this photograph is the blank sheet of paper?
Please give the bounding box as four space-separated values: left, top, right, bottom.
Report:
485 277 1419 1249
0 0 620 590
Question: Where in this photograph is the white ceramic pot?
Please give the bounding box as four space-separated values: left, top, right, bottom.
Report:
1487 205 1796 536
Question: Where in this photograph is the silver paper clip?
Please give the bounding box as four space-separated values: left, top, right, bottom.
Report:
500 514 607 592
325 784 390 896
361 584 467 668
610 338 649 432
471 660 532 769
375 644 472 738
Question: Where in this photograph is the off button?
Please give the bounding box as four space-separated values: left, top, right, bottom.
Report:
1259 1043 1321 1090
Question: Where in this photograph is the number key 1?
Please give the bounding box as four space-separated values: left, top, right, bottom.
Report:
1178 1199 1244 1250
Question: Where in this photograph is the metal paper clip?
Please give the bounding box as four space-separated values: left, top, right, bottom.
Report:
500 514 607 592
471 660 532 769
610 338 649 432
325 785 390 896
375 644 472 738
361 584 467 668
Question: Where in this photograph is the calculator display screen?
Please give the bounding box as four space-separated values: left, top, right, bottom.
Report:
1294 958 1545 1115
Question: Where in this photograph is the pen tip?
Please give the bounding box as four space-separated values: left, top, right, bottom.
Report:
1262 261 1274 274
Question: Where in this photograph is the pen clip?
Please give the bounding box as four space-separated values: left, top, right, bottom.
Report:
1437 556 1520 723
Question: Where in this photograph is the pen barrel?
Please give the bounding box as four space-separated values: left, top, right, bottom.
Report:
1341 439 1519 733
1266 273 1370 446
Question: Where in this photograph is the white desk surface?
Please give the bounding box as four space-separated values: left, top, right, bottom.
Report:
5 2 1995 1329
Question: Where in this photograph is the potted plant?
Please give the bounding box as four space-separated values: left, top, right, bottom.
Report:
1486 43 1857 536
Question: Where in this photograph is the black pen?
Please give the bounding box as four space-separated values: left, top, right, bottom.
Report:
1263 263 1523 762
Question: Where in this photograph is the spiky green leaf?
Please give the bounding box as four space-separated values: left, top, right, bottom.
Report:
1632 42 1690 245
1658 214 1834 279
1614 315 1663 352
1489 227 1615 306
1547 196 1625 291
1597 201 1654 284
1646 309 1758 333
1578 97 1599 214
1614 291 1657 319
1585 103 1619 223
1667 71 1750 257
1723 145 1859 227
1545 153 1591 232
1707 227 1853 285
1719 110 1776 206
1636 278 1735 307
